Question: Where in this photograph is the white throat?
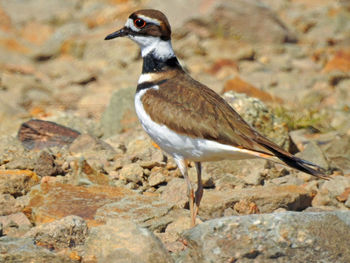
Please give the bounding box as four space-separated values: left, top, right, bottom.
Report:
130 35 175 60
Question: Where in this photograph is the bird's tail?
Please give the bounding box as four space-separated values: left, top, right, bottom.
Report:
260 142 329 180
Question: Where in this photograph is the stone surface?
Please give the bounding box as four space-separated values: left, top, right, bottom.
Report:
0 194 23 216
83 219 174 263
178 211 350 263
0 237 74 262
26 182 135 225
0 170 40 197
101 87 138 137
94 194 173 231
223 91 290 150
25 215 88 250
161 178 188 209
199 185 312 220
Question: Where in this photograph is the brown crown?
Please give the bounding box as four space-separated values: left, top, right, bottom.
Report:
130 9 172 40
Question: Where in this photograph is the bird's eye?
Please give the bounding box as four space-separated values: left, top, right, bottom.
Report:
134 18 146 28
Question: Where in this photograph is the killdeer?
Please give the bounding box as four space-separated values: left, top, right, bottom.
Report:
105 9 328 226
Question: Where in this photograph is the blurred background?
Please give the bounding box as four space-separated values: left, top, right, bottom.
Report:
0 0 349 137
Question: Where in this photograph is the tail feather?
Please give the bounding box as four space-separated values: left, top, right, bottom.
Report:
260 143 329 180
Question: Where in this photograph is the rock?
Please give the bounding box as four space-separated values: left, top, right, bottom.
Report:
296 141 329 170
0 212 32 237
0 136 38 170
69 133 117 169
223 91 290 150
161 178 188 209
34 151 64 177
199 185 312 220
26 182 135 225
101 87 138 137
94 194 173 231
32 22 87 60
313 176 350 208
83 219 174 263
149 172 167 187
25 215 88 250
0 237 74 262
178 211 350 263
0 223 2 237
118 163 144 184
0 194 23 216
223 76 283 103
320 134 350 174
0 170 40 197
17 119 80 150
214 173 245 190
323 50 350 73
0 212 31 229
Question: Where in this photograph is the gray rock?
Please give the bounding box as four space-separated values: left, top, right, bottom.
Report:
25 215 88 250
0 136 38 170
118 163 144 184
69 133 117 169
0 194 22 216
296 141 329 170
32 22 87 60
94 194 173 231
101 87 138 137
223 91 290 150
0 212 31 229
0 169 39 197
178 211 350 263
0 237 74 262
199 185 312 220
83 219 174 263
34 151 63 177
149 172 167 187
162 178 188 209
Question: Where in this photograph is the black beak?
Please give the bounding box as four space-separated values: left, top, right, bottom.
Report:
104 27 129 40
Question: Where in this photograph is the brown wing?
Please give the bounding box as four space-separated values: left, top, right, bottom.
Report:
141 72 269 153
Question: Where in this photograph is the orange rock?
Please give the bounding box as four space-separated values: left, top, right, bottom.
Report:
20 21 53 45
223 76 283 103
207 58 239 75
234 200 260 214
26 182 135 225
0 170 40 196
29 106 49 118
151 141 161 149
0 37 30 54
0 6 12 32
336 187 350 202
69 251 82 261
323 50 350 73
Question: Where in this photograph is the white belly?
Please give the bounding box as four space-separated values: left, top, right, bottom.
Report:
134 87 255 162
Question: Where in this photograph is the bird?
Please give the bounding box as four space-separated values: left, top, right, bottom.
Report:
105 9 328 227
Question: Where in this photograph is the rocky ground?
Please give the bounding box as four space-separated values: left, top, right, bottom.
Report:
0 0 350 262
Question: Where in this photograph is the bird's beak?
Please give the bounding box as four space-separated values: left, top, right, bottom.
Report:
104 27 128 40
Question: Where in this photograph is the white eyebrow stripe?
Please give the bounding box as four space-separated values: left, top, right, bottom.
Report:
138 15 161 26
125 18 140 32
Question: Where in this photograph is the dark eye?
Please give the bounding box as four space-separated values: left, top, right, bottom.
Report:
134 18 146 28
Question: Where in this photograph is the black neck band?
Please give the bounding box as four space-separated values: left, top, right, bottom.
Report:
142 53 180 73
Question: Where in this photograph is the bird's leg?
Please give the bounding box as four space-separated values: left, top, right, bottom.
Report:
174 157 195 227
194 162 203 221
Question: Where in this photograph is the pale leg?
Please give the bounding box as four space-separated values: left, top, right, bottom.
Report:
194 162 203 221
174 156 196 227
